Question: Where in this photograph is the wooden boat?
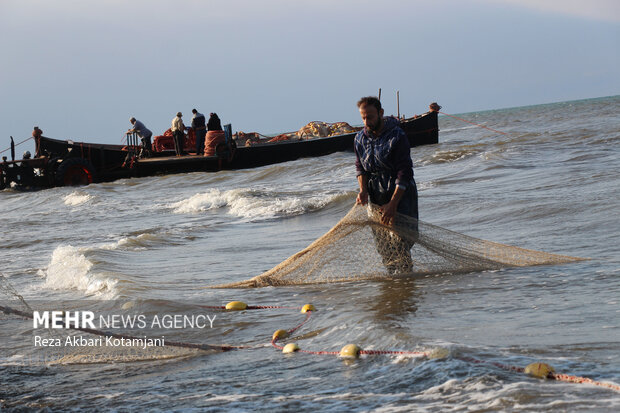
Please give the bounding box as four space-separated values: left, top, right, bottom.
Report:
0 111 438 190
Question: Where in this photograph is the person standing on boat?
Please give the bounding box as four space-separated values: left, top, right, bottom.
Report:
191 109 207 155
207 112 223 131
32 126 44 157
354 96 418 274
171 112 186 156
127 117 153 157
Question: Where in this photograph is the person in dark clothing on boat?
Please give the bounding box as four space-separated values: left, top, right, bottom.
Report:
127 117 153 157
191 109 207 155
354 96 418 274
171 112 186 156
207 113 223 131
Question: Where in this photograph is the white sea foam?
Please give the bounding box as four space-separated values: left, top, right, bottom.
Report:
100 233 162 251
169 188 336 219
41 245 118 298
169 189 230 213
63 191 93 206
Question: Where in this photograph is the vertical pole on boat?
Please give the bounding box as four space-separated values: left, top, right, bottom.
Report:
378 88 382 101
132 132 139 154
129 132 137 155
10 136 15 161
397 91 400 119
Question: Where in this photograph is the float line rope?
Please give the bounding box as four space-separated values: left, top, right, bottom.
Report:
198 305 302 310
551 373 620 392
3 301 619 392
287 311 312 335
438 111 509 136
459 355 620 392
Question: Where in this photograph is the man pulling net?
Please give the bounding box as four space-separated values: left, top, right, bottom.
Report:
355 96 419 275
209 98 586 289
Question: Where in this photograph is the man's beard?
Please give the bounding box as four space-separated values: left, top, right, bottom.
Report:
368 117 383 134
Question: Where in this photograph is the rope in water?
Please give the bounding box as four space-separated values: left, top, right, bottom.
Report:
459 355 620 392
267 305 619 392
438 111 509 136
551 373 620 392
199 304 302 310
2 301 618 392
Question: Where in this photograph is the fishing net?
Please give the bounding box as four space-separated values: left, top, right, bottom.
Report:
12 335 202 366
0 274 222 366
211 204 585 288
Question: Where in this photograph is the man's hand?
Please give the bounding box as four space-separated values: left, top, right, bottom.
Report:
356 190 368 205
380 199 398 225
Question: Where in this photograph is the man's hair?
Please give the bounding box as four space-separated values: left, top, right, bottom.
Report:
357 96 382 111
192 109 197 114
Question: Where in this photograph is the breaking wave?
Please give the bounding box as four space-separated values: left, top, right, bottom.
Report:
39 245 119 298
63 191 93 206
100 232 166 251
168 188 343 219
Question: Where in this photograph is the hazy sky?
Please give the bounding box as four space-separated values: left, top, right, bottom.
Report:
1 0 618 148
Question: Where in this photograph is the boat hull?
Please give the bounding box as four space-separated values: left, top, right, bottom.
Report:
3 112 438 189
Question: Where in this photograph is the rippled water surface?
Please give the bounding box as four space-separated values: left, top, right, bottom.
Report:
1 96 619 411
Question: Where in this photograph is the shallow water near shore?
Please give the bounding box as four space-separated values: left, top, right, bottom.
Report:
1 96 619 411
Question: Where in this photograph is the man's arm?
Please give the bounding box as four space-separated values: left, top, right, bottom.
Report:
354 140 369 205
356 174 368 205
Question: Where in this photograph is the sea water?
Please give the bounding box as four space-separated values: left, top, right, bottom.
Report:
1 96 618 411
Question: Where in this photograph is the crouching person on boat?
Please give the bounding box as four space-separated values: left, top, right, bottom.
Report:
354 96 419 275
127 117 153 158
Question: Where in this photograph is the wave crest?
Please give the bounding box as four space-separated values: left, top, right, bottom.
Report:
168 188 341 219
41 245 118 298
63 191 93 206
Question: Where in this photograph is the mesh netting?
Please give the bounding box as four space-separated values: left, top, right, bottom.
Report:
0 274 217 365
211 204 585 288
24 339 202 365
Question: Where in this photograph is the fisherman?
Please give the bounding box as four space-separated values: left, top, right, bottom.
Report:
32 126 43 139
354 96 418 274
171 112 186 156
428 102 442 112
32 126 43 157
126 117 153 158
191 109 207 155
207 112 222 131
